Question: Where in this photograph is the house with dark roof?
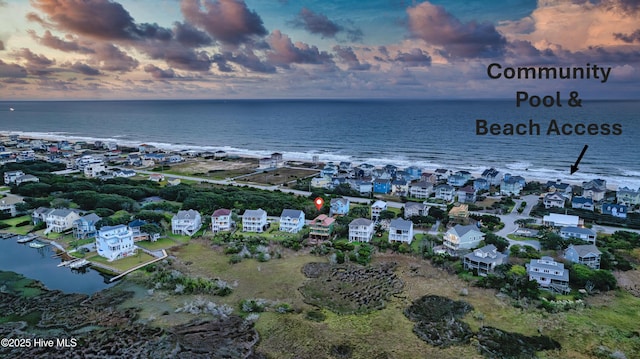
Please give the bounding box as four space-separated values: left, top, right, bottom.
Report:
473 178 490 191
560 226 597 244
388 218 414 244
211 208 233 233
571 196 594 211
457 185 477 203
564 244 602 269
463 244 506 276
408 180 433 199
373 178 391 194
280 209 305 233
545 179 573 200
543 192 566 209
582 179 606 201
404 202 429 218
481 168 501 186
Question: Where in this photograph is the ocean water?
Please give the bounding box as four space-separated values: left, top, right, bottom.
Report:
0 99 638 188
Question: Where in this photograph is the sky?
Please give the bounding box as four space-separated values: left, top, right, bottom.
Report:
0 0 639 100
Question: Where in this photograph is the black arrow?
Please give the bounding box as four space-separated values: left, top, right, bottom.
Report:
570 145 589 174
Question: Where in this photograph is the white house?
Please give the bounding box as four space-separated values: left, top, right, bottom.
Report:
463 244 506 276
171 209 202 236
371 200 387 221
0 194 24 217
96 224 136 261
242 208 268 233
348 218 374 242
560 226 597 244
526 256 570 293
443 224 485 252
4 170 25 185
211 208 233 233
404 202 429 218
409 181 433 199
543 192 566 209
279 209 305 233
44 208 81 234
113 169 136 178
435 184 455 202
84 162 107 178
15 174 40 186
388 218 414 244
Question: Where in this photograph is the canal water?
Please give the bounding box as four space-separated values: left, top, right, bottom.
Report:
0 236 115 294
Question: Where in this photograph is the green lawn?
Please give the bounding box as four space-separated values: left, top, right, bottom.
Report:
507 234 537 241
136 237 179 251
1 215 31 226
88 251 157 272
168 233 192 243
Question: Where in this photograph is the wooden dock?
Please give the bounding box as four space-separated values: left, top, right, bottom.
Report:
108 249 168 282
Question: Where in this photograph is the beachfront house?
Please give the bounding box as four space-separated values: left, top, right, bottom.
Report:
543 192 566 209
571 196 594 211
73 213 101 239
500 176 524 196
435 168 449 181
371 200 387 221
404 202 429 219
482 168 501 186
3 170 25 185
44 208 81 234
473 178 490 191
409 181 433 199
457 186 477 203
211 208 233 233
560 226 597 244
279 209 305 233
564 244 602 269
391 179 409 195
96 224 136 262
309 214 335 243
421 172 438 184
617 187 640 206
330 198 350 216
582 179 606 201
405 166 422 180
543 213 581 228
373 178 391 194
388 218 414 244
443 224 485 252
348 218 374 243
546 179 573 200
171 209 202 236
242 208 268 233
447 174 467 187
601 203 627 218
435 184 455 202
463 244 506 276
526 256 570 293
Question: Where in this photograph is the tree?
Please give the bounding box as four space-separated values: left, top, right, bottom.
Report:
350 206 370 218
379 210 396 220
484 232 509 252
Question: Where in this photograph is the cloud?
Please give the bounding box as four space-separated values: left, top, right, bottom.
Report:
144 64 176 79
0 60 28 78
333 45 370 70
29 30 94 53
67 61 101 75
290 8 340 38
180 0 267 46
91 43 138 72
614 29 640 43
0 40 4 51
407 1 506 58
12 48 55 76
174 21 213 47
289 8 363 42
138 41 212 71
215 47 277 73
29 0 172 41
266 30 333 68
393 48 431 67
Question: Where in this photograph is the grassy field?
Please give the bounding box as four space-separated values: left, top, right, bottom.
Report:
507 234 538 241
136 237 179 251
236 167 319 186
137 241 640 359
89 251 156 272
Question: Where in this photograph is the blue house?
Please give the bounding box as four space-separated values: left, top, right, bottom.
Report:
73 213 102 239
474 178 490 191
447 174 467 187
572 196 594 211
384 165 398 178
373 178 391 194
405 166 422 180
601 203 627 218
330 197 350 216
321 164 338 177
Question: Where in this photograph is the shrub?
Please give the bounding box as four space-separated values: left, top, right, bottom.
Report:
228 254 242 264
15 220 31 227
305 310 326 322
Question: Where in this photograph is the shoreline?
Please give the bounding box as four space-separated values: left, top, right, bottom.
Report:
1 130 636 190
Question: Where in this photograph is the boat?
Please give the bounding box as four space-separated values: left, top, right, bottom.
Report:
16 235 37 243
9 107 15 112
29 242 47 248
69 259 90 269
